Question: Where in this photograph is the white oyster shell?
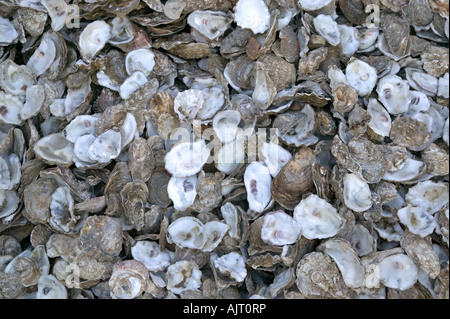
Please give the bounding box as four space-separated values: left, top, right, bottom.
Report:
0 92 23 125
438 73 449 98
443 117 449 145
213 252 247 282
187 10 232 40
214 139 246 175
293 194 342 239
34 133 74 166
109 16 135 45
131 241 173 272
261 142 292 177
338 24 360 56
64 78 91 116
119 71 148 100
166 260 202 295
0 60 35 96
346 58 378 96
73 133 96 167
167 216 206 250
173 89 204 121
196 87 225 121
343 173 372 212
298 0 333 11
79 20 112 61
213 110 241 144
313 14 341 46
87 129 122 163
220 202 240 239
167 175 197 211
382 158 426 182
376 75 411 115
62 115 98 143
405 180 449 214
244 162 272 214
378 254 418 291
0 17 19 45
261 210 301 246
202 221 230 252
26 36 56 77
397 204 436 237
125 49 155 77
318 238 365 289
407 91 430 115
165 140 210 177
0 190 20 219
0 154 21 191
367 98 391 137
120 112 138 148
348 224 376 257
358 28 379 52
36 274 67 299
41 0 67 31
20 84 45 121
234 0 270 34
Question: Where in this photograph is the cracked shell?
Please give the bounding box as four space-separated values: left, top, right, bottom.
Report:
234 0 270 34
131 241 173 272
313 14 340 46
166 260 202 295
212 251 247 284
187 10 232 40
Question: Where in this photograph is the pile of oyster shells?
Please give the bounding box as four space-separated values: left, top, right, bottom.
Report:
0 0 449 299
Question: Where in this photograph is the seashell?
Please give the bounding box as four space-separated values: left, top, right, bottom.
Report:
165 139 210 177
131 241 173 272
109 17 135 45
108 259 149 299
405 180 449 215
173 89 204 121
295 252 351 299
0 92 24 125
220 26 252 58
0 154 20 191
343 173 372 212
382 157 427 183
0 59 35 96
271 146 315 210
338 24 360 57
421 45 449 78
277 25 299 63
0 272 26 299
405 68 438 96
187 10 232 40
46 233 78 259
347 223 376 257
0 235 21 258
294 194 342 239
345 58 378 96
367 98 392 137
119 71 148 100
400 230 441 279
25 35 56 77
49 186 79 233
261 210 301 246
244 161 272 215
338 0 367 25
274 105 318 147
0 16 18 46
390 116 432 151
397 204 436 237
313 14 340 46
167 216 206 250
202 221 230 252
379 14 411 59
234 0 270 34
22 177 58 225
298 0 337 16
167 175 197 211
224 55 255 92
252 61 277 108
347 137 388 183
120 180 149 231
257 54 297 92
79 215 123 259
260 142 292 178
125 48 156 77
94 104 127 136
438 72 449 98
376 75 411 115
41 0 67 31
192 171 224 213
86 129 122 164
166 260 202 295
4 254 40 287
377 253 419 291
36 274 67 299
62 115 98 143
127 137 155 183
212 110 241 144
331 84 358 115
79 20 112 62
317 238 365 288
422 143 449 176
297 47 328 77
212 251 247 286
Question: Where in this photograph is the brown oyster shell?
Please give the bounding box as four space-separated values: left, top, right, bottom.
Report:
127 137 155 183
421 143 449 176
421 45 449 77
332 84 358 116
390 116 432 151
120 181 149 232
271 146 316 210
258 54 296 91
295 252 352 299
23 177 58 225
0 272 26 299
192 171 224 213
147 167 172 208
94 104 127 136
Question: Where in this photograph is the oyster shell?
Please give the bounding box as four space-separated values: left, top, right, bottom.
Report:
79 20 112 62
166 260 202 295
261 210 301 246
234 0 270 34
244 161 272 215
109 260 148 299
